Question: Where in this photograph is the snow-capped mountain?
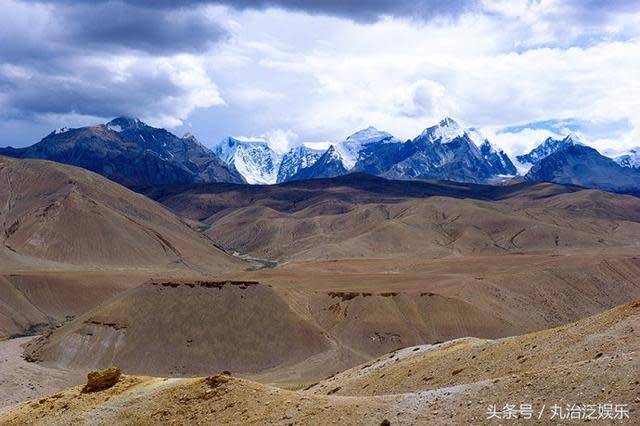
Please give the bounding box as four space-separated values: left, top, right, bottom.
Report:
479 139 517 176
288 145 349 181
615 148 640 169
355 117 515 183
517 133 583 167
418 117 466 144
277 145 324 183
214 137 281 184
336 126 402 168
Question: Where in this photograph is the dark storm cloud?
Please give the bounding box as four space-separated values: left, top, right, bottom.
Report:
221 0 478 22
41 0 640 24
1 62 182 119
0 0 226 128
1 1 228 68
40 0 479 23
60 2 228 54
16 1 229 55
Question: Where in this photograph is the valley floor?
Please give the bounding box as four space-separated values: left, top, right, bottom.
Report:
0 337 83 409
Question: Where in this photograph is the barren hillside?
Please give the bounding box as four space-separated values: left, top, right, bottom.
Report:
2 301 637 425
145 174 640 261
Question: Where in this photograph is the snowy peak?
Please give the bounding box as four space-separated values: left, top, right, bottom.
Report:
563 132 583 145
324 145 341 160
419 117 465 143
214 137 280 185
287 144 349 182
517 133 584 166
465 128 488 147
50 127 70 135
615 147 640 169
480 139 517 176
277 145 323 183
338 126 401 169
525 144 640 193
345 126 395 145
352 117 517 183
215 137 269 163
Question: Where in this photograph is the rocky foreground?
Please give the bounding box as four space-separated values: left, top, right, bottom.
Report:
1 301 638 425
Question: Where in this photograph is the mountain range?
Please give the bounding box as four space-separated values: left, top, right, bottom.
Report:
212 118 640 193
1 116 639 193
212 118 520 185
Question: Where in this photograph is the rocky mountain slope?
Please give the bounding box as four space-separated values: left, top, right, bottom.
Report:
21 172 640 381
525 144 640 194
479 139 517 176
23 280 332 377
0 117 243 187
287 145 349 181
276 145 324 183
516 133 583 167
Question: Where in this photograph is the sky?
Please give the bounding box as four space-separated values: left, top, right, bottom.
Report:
1 0 640 158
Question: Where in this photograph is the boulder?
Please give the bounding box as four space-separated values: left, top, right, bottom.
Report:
81 367 122 393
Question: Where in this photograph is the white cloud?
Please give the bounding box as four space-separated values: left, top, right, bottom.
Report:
201 7 640 155
261 128 298 153
483 127 564 158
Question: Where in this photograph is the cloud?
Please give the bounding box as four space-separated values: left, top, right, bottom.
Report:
60 2 228 54
3 0 640 155
196 7 640 155
39 0 640 28
42 0 479 23
0 0 227 132
0 53 224 128
394 80 451 118
5 1 228 56
261 128 299 153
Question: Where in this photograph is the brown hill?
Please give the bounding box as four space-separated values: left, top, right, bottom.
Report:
0 156 240 271
22 250 640 382
2 301 637 425
308 300 640 397
145 174 640 261
0 156 243 339
0 273 136 339
23 280 332 377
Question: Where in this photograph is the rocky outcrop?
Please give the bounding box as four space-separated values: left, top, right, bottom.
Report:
81 367 122 393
